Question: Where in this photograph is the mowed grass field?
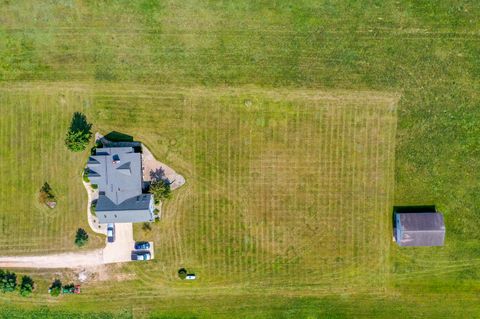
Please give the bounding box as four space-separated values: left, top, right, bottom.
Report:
102 85 397 290
1 1 480 318
0 83 399 316
0 86 103 254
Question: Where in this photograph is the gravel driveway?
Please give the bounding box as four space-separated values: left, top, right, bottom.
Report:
103 223 135 263
0 250 104 268
0 223 154 269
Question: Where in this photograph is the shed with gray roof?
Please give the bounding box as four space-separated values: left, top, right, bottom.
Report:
395 211 445 247
87 147 155 224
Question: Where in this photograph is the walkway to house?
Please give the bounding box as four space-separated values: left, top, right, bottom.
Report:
83 180 106 235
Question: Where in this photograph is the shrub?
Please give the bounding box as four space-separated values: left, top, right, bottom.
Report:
49 279 62 297
19 276 34 297
40 182 52 195
142 222 152 232
91 184 98 189
65 112 92 152
39 182 55 205
0 270 17 292
178 268 187 280
75 228 89 247
65 130 92 152
82 169 90 183
149 179 171 201
91 202 96 216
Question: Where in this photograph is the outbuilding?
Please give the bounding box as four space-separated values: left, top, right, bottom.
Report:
394 208 445 247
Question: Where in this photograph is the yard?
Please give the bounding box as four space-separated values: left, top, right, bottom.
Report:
1 1 480 318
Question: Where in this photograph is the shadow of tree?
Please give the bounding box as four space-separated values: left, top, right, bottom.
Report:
69 112 92 134
150 168 169 183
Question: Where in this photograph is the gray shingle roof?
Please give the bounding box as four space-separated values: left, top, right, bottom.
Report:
96 194 154 223
395 212 445 247
87 147 154 224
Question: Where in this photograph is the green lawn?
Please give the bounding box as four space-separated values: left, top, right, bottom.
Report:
0 86 103 254
1 1 480 318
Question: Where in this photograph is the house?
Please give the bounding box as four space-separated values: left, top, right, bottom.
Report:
86 147 155 224
394 208 445 247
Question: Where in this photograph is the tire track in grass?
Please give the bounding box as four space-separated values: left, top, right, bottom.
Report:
372 106 382 288
381 103 395 288
232 111 240 279
339 105 347 287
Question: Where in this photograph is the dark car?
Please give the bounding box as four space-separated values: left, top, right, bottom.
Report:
134 241 150 250
107 223 115 243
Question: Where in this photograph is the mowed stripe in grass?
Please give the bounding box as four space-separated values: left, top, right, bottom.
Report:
0 84 397 312
89 84 397 292
0 83 398 313
0 86 103 254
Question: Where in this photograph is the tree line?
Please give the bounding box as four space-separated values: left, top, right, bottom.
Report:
0 270 34 296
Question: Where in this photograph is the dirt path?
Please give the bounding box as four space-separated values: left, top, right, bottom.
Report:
0 223 154 269
0 249 104 268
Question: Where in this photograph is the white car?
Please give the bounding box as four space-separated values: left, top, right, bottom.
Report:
107 223 115 243
133 252 151 261
185 274 196 280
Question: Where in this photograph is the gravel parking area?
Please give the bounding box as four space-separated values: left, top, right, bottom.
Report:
103 223 135 264
0 223 154 269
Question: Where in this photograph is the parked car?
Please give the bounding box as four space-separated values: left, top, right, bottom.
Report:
132 252 151 261
185 274 196 280
134 241 150 250
107 223 115 243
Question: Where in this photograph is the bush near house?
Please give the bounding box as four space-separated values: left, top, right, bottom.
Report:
65 112 92 152
65 130 92 152
74 228 89 247
142 222 152 232
149 179 171 201
83 168 90 183
91 201 97 216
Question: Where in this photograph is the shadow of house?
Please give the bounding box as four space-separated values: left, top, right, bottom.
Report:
104 131 134 142
97 131 142 152
392 205 436 227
